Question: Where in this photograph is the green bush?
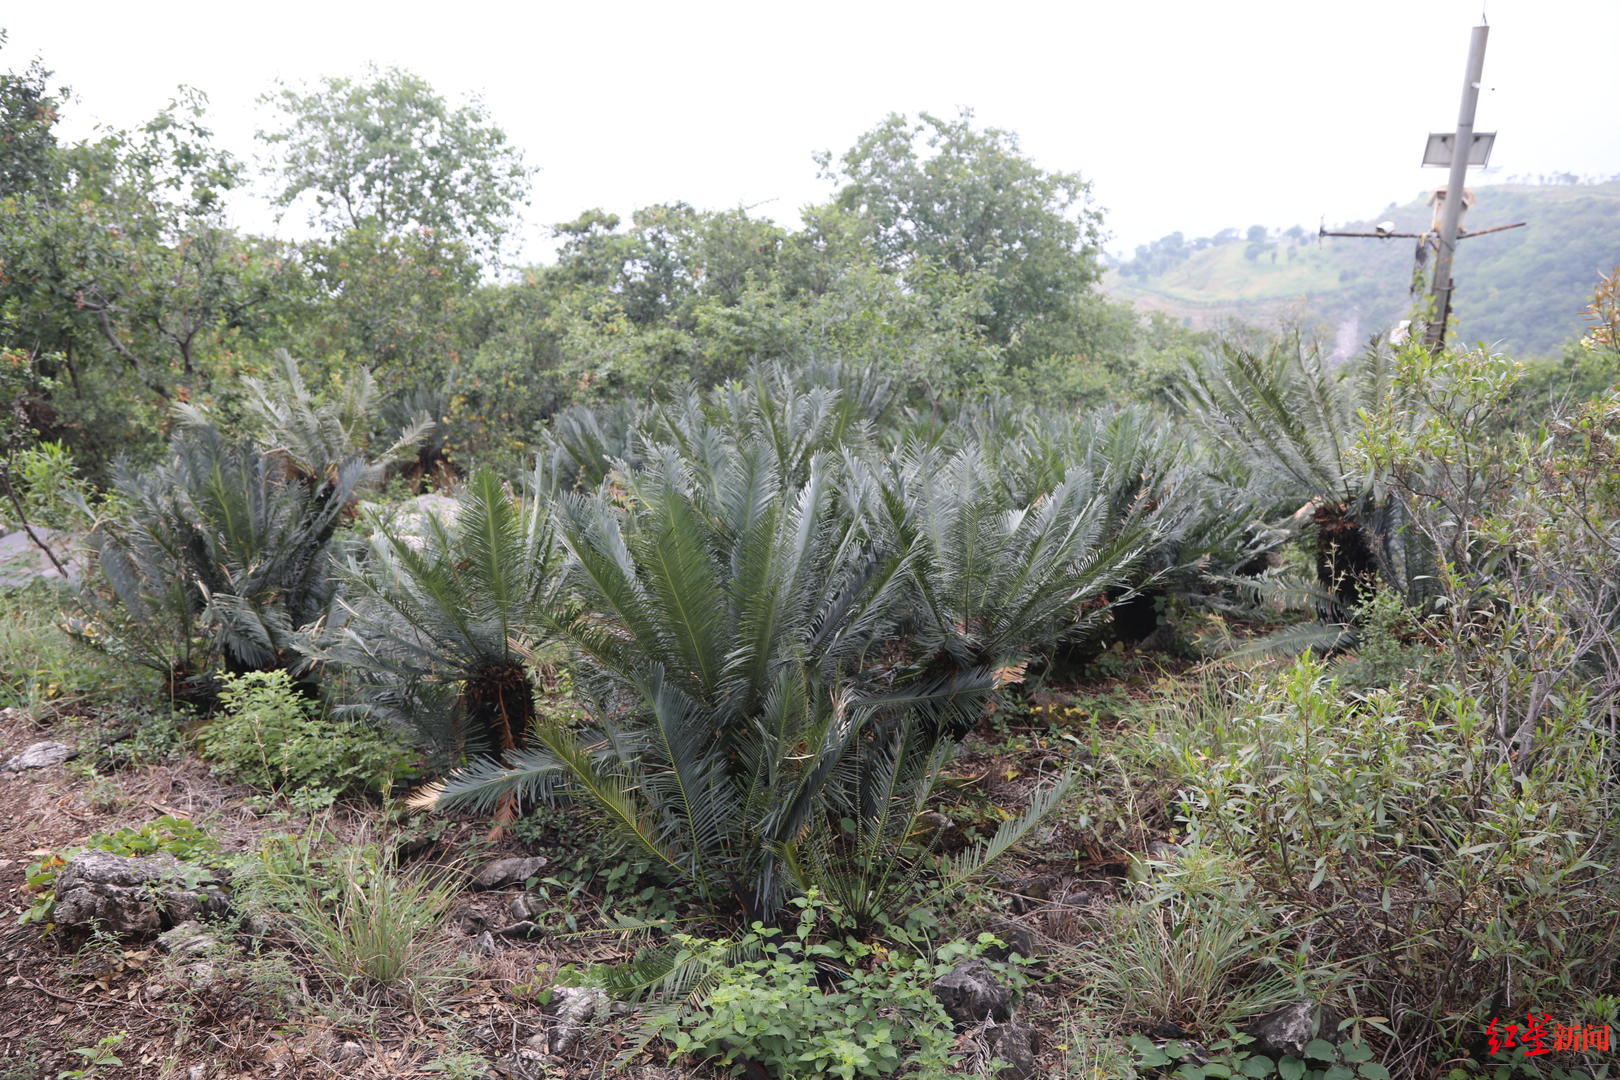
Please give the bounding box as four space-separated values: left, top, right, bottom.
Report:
1144 657 1617 1072
198 670 408 799
8 439 94 531
643 895 1014 1079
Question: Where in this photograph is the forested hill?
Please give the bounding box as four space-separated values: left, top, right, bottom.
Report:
1106 181 1620 356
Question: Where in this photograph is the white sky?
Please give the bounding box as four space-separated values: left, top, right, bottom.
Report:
6 0 1618 263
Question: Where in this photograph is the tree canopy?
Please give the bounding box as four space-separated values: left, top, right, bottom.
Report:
258 66 531 259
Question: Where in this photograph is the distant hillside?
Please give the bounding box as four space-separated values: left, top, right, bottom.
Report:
1106 181 1620 357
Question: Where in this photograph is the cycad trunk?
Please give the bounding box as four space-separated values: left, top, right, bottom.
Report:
1313 503 1378 612
465 662 535 839
464 661 535 756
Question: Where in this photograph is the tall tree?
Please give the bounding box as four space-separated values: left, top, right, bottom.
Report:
258 66 531 260
816 110 1106 367
1 53 287 465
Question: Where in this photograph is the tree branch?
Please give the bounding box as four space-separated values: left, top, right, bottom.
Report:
0 468 72 579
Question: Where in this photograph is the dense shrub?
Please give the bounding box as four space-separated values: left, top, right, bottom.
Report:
1143 658 1617 1075
197 670 408 799
640 896 1015 1079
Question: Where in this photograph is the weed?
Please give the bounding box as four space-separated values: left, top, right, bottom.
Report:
0 582 148 716
1126 1030 1390 1080
198 669 411 799
631 894 1025 1079
245 830 467 1004
1073 859 1297 1035
55 1032 125 1079
420 1049 490 1078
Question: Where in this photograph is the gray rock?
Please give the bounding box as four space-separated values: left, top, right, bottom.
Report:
156 920 217 957
933 959 1013 1025
1242 1002 1342 1060
491 1048 548 1080
474 930 497 956
52 850 228 934
183 959 228 998
509 892 545 921
494 920 542 939
0 527 84 586
472 856 549 890
332 1041 367 1063
361 495 461 552
987 1022 1040 1079
2 740 73 771
548 985 608 1054
983 921 1037 962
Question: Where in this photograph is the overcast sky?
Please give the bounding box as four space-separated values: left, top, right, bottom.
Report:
7 0 1618 263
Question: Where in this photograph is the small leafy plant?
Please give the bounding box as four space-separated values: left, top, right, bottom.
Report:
1126 1031 1390 1080
638 894 1022 1079
56 1032 126 1079
198 669 409 800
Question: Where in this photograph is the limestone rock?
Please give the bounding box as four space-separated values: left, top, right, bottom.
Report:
548 985 608 1054
156 920 217 957
987 1022 1040 1079
52 850 228 934
492 1048 548 1080
933 959 1013 1026
983 920 1037 962
1242 1002 1343 1060
471 856 549 890
509 892 545 921
2 740 73 771
362 495 461 552
331 1041 367 1063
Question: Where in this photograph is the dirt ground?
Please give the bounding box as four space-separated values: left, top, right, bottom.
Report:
0 684 1161 1080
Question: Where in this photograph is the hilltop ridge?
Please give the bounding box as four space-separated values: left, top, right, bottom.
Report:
1106 181 1620 355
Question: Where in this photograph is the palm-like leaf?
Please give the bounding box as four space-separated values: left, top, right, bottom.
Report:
73 427 362 701
1175 341 1435 613
308 466 559 758
438 418 1134 924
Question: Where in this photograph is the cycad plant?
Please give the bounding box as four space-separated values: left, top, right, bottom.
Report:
175 349 431 490
77 427 365 704
75 356 429 705
980 405 1275 644
308 468 559 763
542 360 897 492
856 441 1154 709
1175 340 1426 618
431 438 1099 925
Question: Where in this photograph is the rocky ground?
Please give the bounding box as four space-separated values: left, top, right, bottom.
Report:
0 689 1166 1080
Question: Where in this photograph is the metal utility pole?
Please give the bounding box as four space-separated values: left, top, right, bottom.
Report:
1425 23 1490 349
1321 23 1521 351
